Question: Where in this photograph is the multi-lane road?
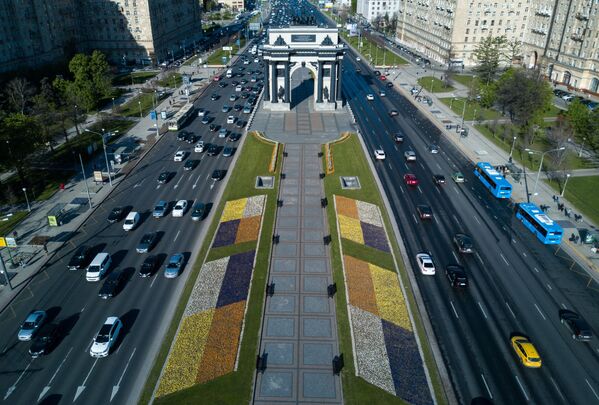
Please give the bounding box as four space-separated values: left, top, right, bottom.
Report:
0 44 263 404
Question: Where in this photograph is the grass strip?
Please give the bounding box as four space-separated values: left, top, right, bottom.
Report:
417 76 454 93
0 211 29 237
544 176 599 226
112 71 158 86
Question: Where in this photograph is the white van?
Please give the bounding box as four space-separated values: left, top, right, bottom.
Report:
86 253 111 282
226 69 233 78
123 211 140 231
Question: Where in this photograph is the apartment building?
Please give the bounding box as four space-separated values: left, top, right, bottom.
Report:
357 0 401 22
524 0 599 93
219 0 246 12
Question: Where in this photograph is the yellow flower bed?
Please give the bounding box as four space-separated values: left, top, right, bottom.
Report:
338 214 364 244
221 198 248 222
269 142 279 173
370 264 412 331
156 309 215 397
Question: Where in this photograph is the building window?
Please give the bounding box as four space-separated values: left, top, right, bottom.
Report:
466 28 470 34
465 37 468 42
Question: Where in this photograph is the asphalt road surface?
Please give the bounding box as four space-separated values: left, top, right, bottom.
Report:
0 43 263 405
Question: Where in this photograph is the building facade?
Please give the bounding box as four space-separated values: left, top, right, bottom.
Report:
357 0 400 22
218 0 245 12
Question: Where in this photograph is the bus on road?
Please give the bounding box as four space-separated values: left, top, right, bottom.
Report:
473 162 512 198
515 202 563 244
167 103 195 131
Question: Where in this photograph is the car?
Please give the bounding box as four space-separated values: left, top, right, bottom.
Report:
394 133 404 142
210 93 219 101
139 255 158 277
18 310 47 341
222 147 234 157
416 253 435 275
122 211 140 231
404 174 419 186
386 82 394 88
454 233 474 253
176 130 190 141
417 204 432 219
373 70 381 76
98 270 126 299
185 134 197 144
184 159 198 171
229 94 237 102
165 253 184 278
235 85 242 92
235 120 245 128
209 123 218 132
356 57 361 61
240 79 248 85
250 76 257 82
380 75 387 81
28 323 59 358
194 141 204 153
561 93 574 101
174 150 186 162
172 200 188 217
366 94 374 101
228 133 241 142
136 232 158 253
231 80 239 86
90 317 122 357
207 144 219 156
243 105 252 113
511 335 542 368
222 104 231 113
241 92 250 99
213 75 221 81
374 149 386 160
404 150 417 161
227 115 236 124
219 128 228 138
432 174 446 185
107 207 124 223
191 203 206 221
380 90 386 97
211 169 225 181
201 116 210 125
452 171 465 183
446 265 468 287
429 144 440 153
157 171 170 184
218 82 227 88
68 245 94 270
559 310 593 341
153 200 168 218
389 110 398 116
234 104 243 111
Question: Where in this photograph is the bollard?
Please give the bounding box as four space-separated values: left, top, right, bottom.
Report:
332 354 344 375
323 235 332 245
327 283 337 297
266 282 275 296
321 198 328 208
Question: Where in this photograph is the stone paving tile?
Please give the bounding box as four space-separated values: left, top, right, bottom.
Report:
302 318 333 338
264 342 295 365
268 295 297 313
281 196 299 206
303 243 326 257
273 258 297 273
278 216 300 228
303 276 329 293
302 343 334 365
303 216 324 228
303 195 322 206
303 258 327 273
303 206 323 217
302 372 336 398
266 317 296 338
303 296 330 313
259 371 295 397
271 275 298 292
278 229 299 242
280 205 299 217
303 185 322 195
274 242 298 257
302 229 323 242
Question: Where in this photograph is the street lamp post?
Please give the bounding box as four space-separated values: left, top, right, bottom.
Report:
0 254 13 290
111 97 116 113
460 98 467 127
509 136 517 161
138 100 142 118
525 147 565 200
578 137 586 158
84 128 113 186
561 173 571 197
22 188 30 212
79 153 93 210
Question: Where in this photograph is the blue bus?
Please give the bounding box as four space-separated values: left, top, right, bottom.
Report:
473 162 512 198
515 203 563 244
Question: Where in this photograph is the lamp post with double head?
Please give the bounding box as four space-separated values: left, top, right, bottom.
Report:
509 136 517 161
561 173 571 197
525 147 565 200
22 188 30 211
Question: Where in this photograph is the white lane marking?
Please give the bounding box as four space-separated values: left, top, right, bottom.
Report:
550 376 566 401
534 303 546 320
193 173 203 189
393 144 398 151
453 187 460 195
587 379 599 401
205 174 211 181
435 186 441 195
74 358 99 401
39 347 74 402
493 215 498 220
417 186 423 194
561 303 567 309
400 185 405 194
522 252 527 257
173 174 184 189
481 374 493 399
436 163 441 170
5 359 33 399
452 251 460 263
478 302 488 319
150 273 159 288
474 216 480 225
450 301 459 319
173 230 181 242
533 267 539 273
500 253 509 266
515 375 529 401
111 348 137 402
388 162 393 171
506 302 516 319
512 239 517 244
412 214 418 225
452 214 459 223
419 163 425 170
546 283 552 291
434 215 440 225
133 179 145 188
81 305 86 313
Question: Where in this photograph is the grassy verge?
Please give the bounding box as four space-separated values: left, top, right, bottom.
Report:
417 76 454 93
439 97 502 121
118 93 159 118
112 71 158 86
0 211 29 237
140 132 281 405
156 73 183 89
206 38 247 65
323 134 445 404
340 32 407 66
545 176 599 226
452 74 476 88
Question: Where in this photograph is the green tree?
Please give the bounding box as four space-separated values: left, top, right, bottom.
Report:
504 38 522 66
473 35 507 84
0 113 41 185
90 50 112 99
478 82 497 109
565 99 594 143
32 77 60 151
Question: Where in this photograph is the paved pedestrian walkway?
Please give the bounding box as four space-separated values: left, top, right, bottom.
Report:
253 143 342 404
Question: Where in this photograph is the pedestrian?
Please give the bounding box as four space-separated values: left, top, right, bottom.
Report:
43 243 48 254
12 231 17 239
575 235 580 244
552 195 556 202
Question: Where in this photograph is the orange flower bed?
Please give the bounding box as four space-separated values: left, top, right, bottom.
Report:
234 215 261 244
335 195 359 219
344 255 379 316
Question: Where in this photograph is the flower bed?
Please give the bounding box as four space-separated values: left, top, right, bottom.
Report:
343 255 432 405
335 195 390 252
213 195 266 248
157 250 257 397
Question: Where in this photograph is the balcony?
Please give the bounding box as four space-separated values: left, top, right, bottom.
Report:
571 33 584 42
575 12 589 21
531 28 547 35
535 10 551 17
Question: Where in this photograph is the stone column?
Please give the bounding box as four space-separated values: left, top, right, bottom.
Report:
264 61 270 101
271 62 278 103
329 61 337 103
284 61 290 103
317 61 323 103
336 59 343 101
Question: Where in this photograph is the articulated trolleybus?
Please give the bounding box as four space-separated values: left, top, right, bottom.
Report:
167 103 195 131
516 202 563 244
473 162 512 198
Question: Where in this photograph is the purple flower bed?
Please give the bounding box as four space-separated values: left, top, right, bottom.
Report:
361 222 390 253
213 219 241 248
216 250 256 308
382 319 432 405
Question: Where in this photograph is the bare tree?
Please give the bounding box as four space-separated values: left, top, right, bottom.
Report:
5 78 36 114
504 39 523 66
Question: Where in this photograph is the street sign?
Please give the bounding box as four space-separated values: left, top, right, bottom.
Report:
0 237 5 247
223 46 233 51
150 111 157 120
182 74 191 85
5 237 16 248
93 170 104 182
161 111 167 120
249 23 261 31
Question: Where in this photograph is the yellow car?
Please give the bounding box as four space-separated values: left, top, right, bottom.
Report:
511 336 542 368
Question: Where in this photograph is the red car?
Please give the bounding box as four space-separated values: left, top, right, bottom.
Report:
404 173 419 186
380 75 387 81
213 75 221 81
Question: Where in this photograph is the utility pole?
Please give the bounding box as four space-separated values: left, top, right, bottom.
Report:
79 154 93 210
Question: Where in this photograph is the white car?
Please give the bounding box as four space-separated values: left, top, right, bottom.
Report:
90 317 122 358
404 150 417 161
194 141 204 153
235 85 242 92
254 58 260 63
416 253 435 275
122 212 140 231
198 108 206 117
374 149 386 160
380 91 386 97
172 200 188 217
227 115 236 124
429 144 439 154
356 57 361 62
366 94 374 101
174 150 186 162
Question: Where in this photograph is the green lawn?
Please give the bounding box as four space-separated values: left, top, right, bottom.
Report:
341 33 408 67
417 76 455 93
155 73 183 89
439 97 502 121
207 38 247 65
117 93 159 118
542 104 565 118
112 71 158 86
545 176 599 226
0 211 29 237
452 74 476 88
141 133 281 405
322 134 446 405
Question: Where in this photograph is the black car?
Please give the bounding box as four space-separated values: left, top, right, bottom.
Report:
185 134 198 144
157 171 170 184
233 104 243 111
446 265 468 287
559 310 593 341
201 116 210 125
177 130 191 141
184 159 198 171
209 124 218 132
139 255 158 277
107 207 124 223
433 174 446 185
386 82 394 88
231 80 239 86
191 203 206 221
68 245 93 271
218 82 227 88
210 93 219 101
373 70 381 76
416 204 433 219
394 133 404 143
28 323 60 358
240 92 250 99
454 233 474 253
235 120 245 128
211 170 225 181
206 144 219 156
136 232 158 253
228 133 241 142
98 270 126 299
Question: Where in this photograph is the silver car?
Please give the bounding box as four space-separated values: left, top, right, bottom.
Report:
18 310 47 341
164 253 184 278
